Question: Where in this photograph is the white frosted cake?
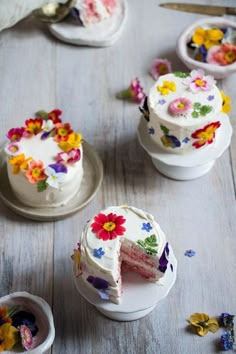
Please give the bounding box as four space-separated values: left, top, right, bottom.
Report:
72 0 117 26
4 109 83 208
143 69 223 154
72 205 174 304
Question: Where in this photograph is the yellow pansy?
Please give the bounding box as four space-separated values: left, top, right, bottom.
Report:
221 91 231 113
0 323 18 351
157 81 176 95
9 154 32 174
188 313 219 336
58 132 83 152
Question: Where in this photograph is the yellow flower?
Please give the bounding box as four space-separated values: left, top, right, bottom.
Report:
157 81 176 95
71 248 82 277
192 27 224 50
58 132 83 152
0 323 18 351
188 313 219 336
9 154 32 174
221 91 231 113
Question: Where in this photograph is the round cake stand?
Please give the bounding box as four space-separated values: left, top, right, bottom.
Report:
137 113 233 181
49 0 128 47
73 245 177 321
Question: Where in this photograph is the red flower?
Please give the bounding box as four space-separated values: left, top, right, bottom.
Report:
191 121 221 149
91 212 126 241
48 109 62 124
25 118 43 135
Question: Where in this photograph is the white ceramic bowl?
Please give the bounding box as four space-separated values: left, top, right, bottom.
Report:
176 17 236 79
0 292 55 354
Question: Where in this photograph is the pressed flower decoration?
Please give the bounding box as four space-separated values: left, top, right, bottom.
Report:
5 109 83 193
191 121 221 149
168 97 192 117
221 91 232 113
188 25 236 66
71 243 82 277
157 80 176 95
184 249 196 257
137 234 158 256
0 305 38 351
150 58 172 80
91 212 126 241
116 78 146 104
188 313 219 336
183 69 215 93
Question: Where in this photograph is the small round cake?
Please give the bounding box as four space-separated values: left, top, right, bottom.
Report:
72 205 174 304
143 69 225 154
4 109 83 208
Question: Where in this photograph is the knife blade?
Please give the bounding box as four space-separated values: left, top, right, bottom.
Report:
159 3 236 16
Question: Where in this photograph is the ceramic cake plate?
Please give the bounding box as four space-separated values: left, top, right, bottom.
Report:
0 140 103 221
137 113 233 181
49 0 128 47
73 245 177 321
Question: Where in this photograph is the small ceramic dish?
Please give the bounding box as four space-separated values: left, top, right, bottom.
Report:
0 291 55 353
176 17 236 79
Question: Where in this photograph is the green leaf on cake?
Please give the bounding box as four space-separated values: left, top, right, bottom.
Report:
35 110 49 120
137 234 158 255
192 111 199 118
193 102 201 110
37 179 48 192
173 71 189 78
160 124 169 135
200 105 213 116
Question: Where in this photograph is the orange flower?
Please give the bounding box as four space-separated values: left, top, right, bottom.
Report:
0 307 11 325
54 123 73 142
191 122 221 149
25 118 43 135
25 160 47 183
9 154 32 174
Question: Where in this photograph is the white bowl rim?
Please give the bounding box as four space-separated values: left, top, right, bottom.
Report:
176 16 236 77
0 291 55 354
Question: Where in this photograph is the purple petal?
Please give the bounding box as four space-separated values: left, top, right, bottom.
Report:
49 163 67 173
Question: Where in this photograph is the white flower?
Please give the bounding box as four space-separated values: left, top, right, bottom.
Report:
44 166 66 189
42 119 55 132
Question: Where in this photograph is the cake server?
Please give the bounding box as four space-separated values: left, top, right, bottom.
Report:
159 3 236 16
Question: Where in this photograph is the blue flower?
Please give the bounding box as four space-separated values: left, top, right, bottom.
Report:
184 249 196 257
148 127 155 135
182 137 190 144
220 331 234 351
158 99 166 105
141 222 153 232
93 247 105 259
98 291 110 300
219 313 235 327
207 95 214 101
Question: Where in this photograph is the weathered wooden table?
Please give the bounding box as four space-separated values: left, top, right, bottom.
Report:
0 1 236 353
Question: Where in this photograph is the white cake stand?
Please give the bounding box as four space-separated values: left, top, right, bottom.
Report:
49 0 128 47
137 113 233 181
73 245 177 321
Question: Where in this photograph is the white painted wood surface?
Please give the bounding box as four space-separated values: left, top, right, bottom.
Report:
0 1 236 353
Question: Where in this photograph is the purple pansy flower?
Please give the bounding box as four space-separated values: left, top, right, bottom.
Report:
158 242 169 273
87 275 109 290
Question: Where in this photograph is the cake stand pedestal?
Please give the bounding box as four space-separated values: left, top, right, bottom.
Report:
49 0 128 47
73 245 177 321
137 114 233 181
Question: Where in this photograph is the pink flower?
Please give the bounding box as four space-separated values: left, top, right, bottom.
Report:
183 69 216 93
150 58 172 80
116 78 146 104
206 43 236 66
91 212 126 241
56 148 81 164
6 127 25 142
102 0 117 15
168 97 192 116
4 143 20 156
25 160 46 184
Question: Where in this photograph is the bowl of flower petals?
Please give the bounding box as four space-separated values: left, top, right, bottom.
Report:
176 17 236 79
0 292 55 353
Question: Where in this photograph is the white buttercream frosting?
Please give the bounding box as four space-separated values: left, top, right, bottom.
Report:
78 205 172 304
147 71 223 154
